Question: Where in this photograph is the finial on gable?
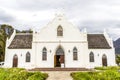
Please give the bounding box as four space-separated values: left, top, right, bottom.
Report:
55 9 65 17
103 28 107 34
83 28 87 33
103 28 111 39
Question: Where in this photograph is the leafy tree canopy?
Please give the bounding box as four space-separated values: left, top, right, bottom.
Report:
0 24 14 61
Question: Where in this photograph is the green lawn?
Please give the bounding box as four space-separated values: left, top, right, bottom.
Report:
0 68 48 80
71 66 120 80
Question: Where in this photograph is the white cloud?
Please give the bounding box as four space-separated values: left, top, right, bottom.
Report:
0 8 15 22
0 0 120 40
108 28 120 40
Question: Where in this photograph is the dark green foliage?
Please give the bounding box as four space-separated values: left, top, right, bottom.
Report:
0 24 14 38
0 24 14 61
16 29 33 33
28 72 48 80
116 54 120 65
95 66 120 70
71 67 120 80
0 68 48 80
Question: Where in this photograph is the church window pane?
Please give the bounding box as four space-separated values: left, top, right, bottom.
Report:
57 25 63 36
73 47 78 60
89 52 94 62
26 52 30 62
42 47 47 60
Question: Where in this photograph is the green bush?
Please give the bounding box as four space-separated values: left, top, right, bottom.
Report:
28 72 45 80
71 72 94 80
71 69 120 80
0 68 9 80
95 66 120 70
0 68 48 80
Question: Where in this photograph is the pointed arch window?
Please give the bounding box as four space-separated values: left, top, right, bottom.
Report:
89 52 94 62
57 25 63 36
42 47 47 60
73 47 78 60
26 52 31 62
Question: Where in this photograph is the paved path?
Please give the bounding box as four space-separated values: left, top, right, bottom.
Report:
43 71 73 80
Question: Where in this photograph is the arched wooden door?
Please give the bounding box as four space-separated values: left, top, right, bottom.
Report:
54 47 64 67
102 54 107 66
13 54 18 67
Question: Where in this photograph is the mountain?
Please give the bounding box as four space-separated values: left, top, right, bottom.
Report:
113 38 120 54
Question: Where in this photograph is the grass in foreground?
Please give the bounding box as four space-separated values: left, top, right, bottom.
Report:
71 66 120 80
0 68 48 80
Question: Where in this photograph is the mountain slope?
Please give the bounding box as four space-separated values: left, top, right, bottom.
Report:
113 38 120 54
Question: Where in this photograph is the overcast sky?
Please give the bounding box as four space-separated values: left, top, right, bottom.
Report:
0 0 120 40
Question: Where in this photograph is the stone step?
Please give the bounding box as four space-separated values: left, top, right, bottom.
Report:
29 68 93 71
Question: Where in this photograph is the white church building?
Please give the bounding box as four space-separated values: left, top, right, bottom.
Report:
4 14 116 69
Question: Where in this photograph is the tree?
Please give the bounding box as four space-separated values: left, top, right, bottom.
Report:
16 29 33 33
0 31 5 61
0 24 14 38
0 24 32 62
116 54 120 66
0 24 14 61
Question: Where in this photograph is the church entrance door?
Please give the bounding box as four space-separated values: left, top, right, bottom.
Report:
13 54 18 67
54 47 64 67
102 54 107 66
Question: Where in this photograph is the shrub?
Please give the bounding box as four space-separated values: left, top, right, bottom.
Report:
0 68 9 80
95 66 120 70
71 69 120 80
0 68 48 80
71 72 94 80
28 72 45 80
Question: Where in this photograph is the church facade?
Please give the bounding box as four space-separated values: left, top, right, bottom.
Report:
4 14 116 69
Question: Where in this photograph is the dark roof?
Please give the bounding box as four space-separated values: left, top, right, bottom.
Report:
8 34 32 49
87 34 111 49
8 33 111 49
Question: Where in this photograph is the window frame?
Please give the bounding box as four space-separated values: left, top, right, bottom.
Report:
57 25 63 36
42 47 47 61
89 52 94 62
73 47 78 60
26 52 31 62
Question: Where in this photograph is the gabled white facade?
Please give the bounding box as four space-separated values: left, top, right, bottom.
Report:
4 14 116 69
